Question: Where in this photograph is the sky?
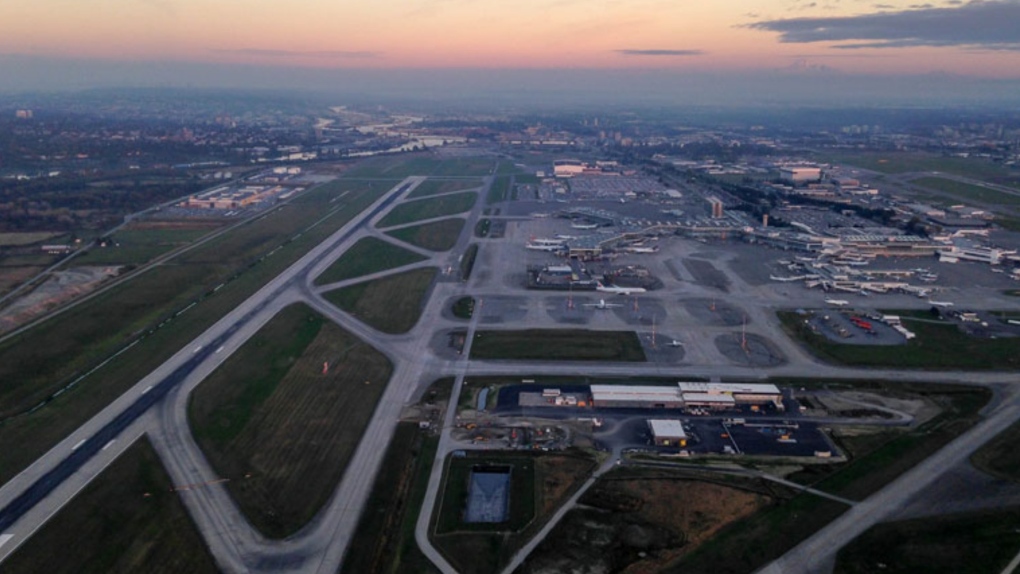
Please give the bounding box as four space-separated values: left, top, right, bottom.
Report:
2 0 1020 99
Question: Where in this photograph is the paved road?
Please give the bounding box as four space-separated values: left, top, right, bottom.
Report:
757 384 1020 574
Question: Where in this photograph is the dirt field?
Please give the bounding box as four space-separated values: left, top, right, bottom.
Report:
521 473 771 574
0 266 121 333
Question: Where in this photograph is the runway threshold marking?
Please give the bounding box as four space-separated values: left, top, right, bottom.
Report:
0 534 13 550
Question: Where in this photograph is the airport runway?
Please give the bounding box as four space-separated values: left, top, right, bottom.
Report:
4 170 1020 574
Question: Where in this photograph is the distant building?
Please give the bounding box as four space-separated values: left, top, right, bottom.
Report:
14 109 33 119
780 166 822 185
553 159 586 178
707 196 724 219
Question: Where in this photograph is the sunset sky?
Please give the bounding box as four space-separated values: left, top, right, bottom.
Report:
2 0 1020 77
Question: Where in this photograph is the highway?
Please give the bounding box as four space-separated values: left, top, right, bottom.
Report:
3 163 1020 574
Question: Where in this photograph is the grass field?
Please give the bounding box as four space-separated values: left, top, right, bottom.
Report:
485 176 511 205
408 178 483 199
324 267 437 334
1 438 219 574
817 151 1020 188
386 218 465 252
342 155 442 178
0 231 65 247
665 381 989 573
341 422 441 574
459 244 478 281
431 450 596 574
835 508 1020 574
912 176 1020 206
0 177 389 486
189 303 393 538
666 492 849 574
806 388 988 500
431 158 495 177
452 296 474 319
474 218 490 237
972 418 1020 481
313 237 426 286
376 192 477 228
779 310 1020 370
76 226 219 266
471 329 647 362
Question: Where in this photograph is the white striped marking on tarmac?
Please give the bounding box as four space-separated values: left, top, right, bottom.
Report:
0 534 13 551
71 439 86 451
102 440 116 451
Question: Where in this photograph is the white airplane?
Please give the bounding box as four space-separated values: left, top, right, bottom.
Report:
668 339 683 348
928 300 955 308
571 222 598 230
526 242 565 252
596 282 647 295
825 299 850 306
583 299 623 310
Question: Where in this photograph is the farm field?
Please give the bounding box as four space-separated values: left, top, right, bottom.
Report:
324 267 438 334
386 218 465 252
189 303 393 538
1 438 219 574
376 192 477 228
471 329 647 362
0 177 388 486
409 178 483 199
313 236 426 285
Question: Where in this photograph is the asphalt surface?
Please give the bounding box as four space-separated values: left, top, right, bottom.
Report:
3 166 1020 574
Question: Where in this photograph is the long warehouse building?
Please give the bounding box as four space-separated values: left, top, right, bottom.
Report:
589 382 783 411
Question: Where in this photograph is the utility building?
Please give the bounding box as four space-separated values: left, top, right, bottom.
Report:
649 420 688 447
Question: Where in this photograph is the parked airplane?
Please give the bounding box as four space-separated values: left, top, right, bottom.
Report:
583 299 623 310
825 299 850 306
571 222 599 230
596 282 647 295
526 242 566 252
668 339 683 348
928 300 955 308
